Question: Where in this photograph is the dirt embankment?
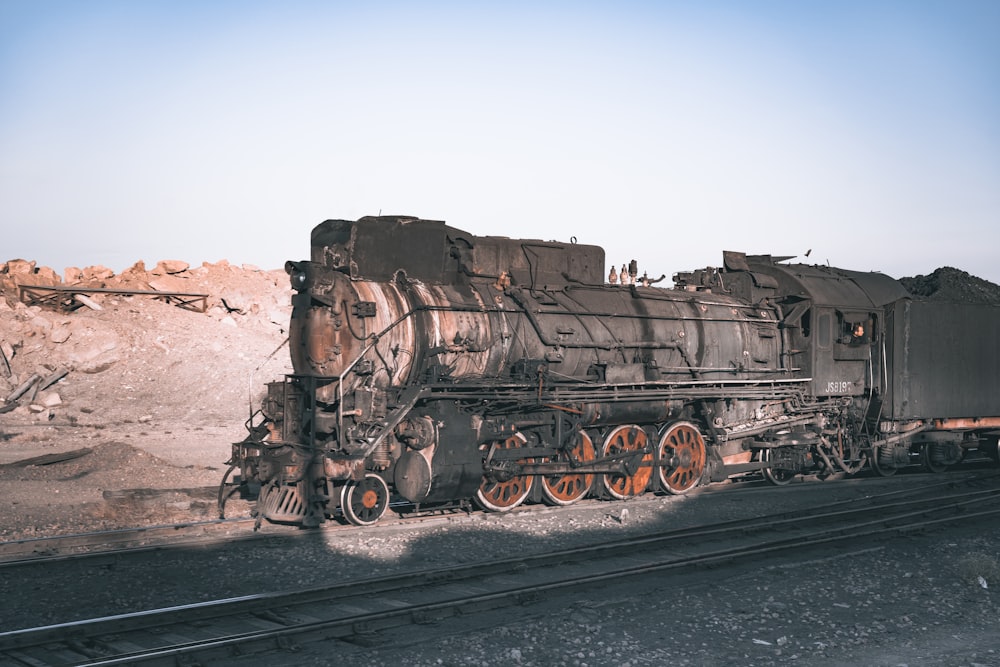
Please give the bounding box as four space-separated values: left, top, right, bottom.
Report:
0 258 292 537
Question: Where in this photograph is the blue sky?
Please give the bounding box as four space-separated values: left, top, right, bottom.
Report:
2 1 998 283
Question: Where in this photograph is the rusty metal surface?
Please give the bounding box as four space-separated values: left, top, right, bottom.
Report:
309 216 605 286
289 226 786 387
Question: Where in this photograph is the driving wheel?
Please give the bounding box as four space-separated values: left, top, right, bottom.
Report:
657 421 706 495
600 425 652 499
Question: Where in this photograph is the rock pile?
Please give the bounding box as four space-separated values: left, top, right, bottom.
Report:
0 258 293 425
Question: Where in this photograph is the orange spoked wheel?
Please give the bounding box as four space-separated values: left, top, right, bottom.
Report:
541 431 597 506
340 473 390 526
657 421 706 495
476 433 534 512
600 425 653 500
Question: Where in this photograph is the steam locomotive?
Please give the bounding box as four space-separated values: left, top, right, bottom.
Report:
220 216 1000 526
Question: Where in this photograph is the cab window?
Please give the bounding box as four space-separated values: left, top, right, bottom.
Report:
817 312 831 348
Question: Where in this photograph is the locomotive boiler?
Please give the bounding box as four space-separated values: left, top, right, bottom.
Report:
221 215 1000 526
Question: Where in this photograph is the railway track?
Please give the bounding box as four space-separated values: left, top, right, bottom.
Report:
3 473 999 666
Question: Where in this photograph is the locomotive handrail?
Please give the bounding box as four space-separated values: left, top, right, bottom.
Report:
506 288 790 382
564 281 744 308
509 288 666 352
522 305 780 324
509 288 711 379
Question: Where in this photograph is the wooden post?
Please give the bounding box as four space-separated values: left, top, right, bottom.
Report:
6 373 40 403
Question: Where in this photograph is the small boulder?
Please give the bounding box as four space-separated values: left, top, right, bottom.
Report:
114 261 150 287
3 259 36 276
34 266 60 285
49 323 72 344
63 321 120 373
82 265 115 282
153 260 190 275
38 391 62 408
29 315 52 334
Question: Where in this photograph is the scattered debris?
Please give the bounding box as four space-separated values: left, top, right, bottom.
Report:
0 368 69 414
0 257 293 430
101 486 218 501
39 367 68 391
0 341 11 378
73 293 103 311
6 373 40 403
3 448 93 467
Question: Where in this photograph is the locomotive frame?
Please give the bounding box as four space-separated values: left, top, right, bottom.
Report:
220 216 1000 527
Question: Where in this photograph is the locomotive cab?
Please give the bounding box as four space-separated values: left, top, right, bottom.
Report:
722 253 907 401
697 252 909 481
